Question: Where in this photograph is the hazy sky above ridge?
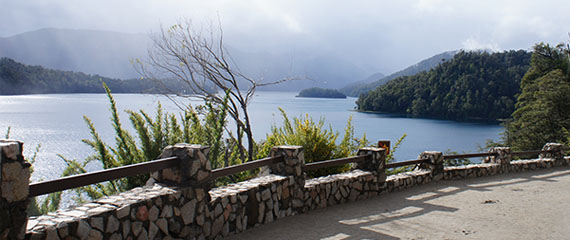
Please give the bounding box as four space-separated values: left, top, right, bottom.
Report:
1 0 570 74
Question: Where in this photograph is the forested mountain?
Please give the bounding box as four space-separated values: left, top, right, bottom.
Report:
340 51 457 97
356 50 532 121
0 58 198 95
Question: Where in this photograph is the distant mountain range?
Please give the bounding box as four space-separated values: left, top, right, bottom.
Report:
340 51 457 96
0 28 370 91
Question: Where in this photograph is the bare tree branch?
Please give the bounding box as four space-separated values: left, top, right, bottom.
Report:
134 19 293 163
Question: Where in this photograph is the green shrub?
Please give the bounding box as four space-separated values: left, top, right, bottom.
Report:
58 83 230 203
257 108 369 178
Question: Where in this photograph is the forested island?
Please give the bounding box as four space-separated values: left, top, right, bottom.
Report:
0 57 200 95
297 87 347 98
356 50 532 121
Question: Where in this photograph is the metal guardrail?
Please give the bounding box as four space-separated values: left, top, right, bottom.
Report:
30 155 286 197
29 147 565 197
304 155 369 171
384 149 559 169
443 152 496 160
29 156 179 197
209 155 284 180
511 150 543 157
443 150 553 160
385 159 426 169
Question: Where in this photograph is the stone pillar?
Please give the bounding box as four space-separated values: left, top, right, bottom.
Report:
419 151 444 181
152 143 212 187
0 140 30 240
356 147 387 182
152 144 212 226
540 143 565 161
484 147 512 165
268 146 305 213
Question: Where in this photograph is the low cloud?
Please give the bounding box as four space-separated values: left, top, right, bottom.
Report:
1 0 570 74
461 37 501 52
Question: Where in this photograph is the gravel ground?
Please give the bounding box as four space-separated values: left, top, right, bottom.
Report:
230 168 570 240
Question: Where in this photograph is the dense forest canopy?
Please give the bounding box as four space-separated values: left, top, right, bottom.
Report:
297 87 347 98
0 57 200 95
356 50 532 121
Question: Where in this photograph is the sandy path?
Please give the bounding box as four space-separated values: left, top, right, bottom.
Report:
230 168 570 240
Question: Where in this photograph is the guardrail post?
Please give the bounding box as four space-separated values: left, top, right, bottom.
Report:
419 151 444 181
540 143 565 162
152 143 212 187
484 147 512 165
356 147 387 182
0 140 30 240
269 146 305 213
152 144 212 223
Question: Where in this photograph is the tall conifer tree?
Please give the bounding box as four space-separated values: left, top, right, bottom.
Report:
506 43 570 150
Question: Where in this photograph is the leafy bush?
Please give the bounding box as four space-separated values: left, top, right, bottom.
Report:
257 108 368 178
58 83 230 203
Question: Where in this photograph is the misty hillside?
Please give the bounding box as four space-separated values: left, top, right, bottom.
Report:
0 57 204 95
336 72 385 92
340 51 457 96
359 72 386 84
0 28 150 79
0 28 368 91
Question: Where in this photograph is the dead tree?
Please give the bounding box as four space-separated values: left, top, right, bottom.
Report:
136 20 291 163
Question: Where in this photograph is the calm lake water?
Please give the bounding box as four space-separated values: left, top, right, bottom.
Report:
0 91 503 183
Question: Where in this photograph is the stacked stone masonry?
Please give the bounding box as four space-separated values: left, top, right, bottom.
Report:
1 140 31 239
25 175 295 240
1 143 566 239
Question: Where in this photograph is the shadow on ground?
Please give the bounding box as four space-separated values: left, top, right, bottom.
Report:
230 168 570 240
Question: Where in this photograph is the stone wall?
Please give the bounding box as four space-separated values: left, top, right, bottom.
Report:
0 140 30 239
25 175 296 239
2 142 568 239
24 145 307 239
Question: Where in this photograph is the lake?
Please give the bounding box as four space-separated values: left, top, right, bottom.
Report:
0 91 503 183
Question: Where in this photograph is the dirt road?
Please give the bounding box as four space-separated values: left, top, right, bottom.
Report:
231 168 570 240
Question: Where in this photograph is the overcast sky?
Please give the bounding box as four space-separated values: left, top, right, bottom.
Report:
2 0 570 74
